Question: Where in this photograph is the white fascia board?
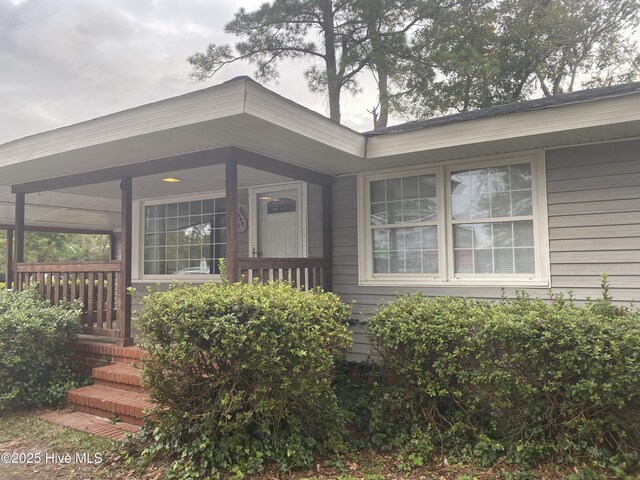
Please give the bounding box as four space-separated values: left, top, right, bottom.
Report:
0 80 248 168
243 81 366 157
365 95 640 159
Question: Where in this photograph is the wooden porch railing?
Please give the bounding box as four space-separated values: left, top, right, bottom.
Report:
14 261 123 338
238 257 330 291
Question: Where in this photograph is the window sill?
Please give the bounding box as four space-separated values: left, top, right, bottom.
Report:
133 275 222 284
359 276 550 288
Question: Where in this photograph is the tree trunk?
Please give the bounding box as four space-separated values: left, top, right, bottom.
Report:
374 67 389 129
537 72 552 97
321 0 341 123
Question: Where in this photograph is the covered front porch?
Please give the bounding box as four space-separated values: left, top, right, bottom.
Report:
7 146 334 346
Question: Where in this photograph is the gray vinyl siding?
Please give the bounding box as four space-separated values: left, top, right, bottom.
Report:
546 140 640 297
238 188 249 257
307 183 324 257
332 139 640 361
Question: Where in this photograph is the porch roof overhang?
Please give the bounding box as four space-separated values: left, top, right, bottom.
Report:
1 76 640 231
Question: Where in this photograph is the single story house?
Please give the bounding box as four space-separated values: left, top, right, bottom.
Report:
1 77 639 361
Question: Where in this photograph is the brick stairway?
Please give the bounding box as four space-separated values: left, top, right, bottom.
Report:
41 341 152 440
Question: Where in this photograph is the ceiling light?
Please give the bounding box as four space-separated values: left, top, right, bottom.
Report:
162 177 181 183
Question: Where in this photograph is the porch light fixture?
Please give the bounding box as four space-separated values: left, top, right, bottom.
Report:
162 177 181 183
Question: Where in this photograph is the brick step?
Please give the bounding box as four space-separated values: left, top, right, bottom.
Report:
66 384 152 427
92 363 143 392
73 341 145 375
75 341 144 362
40 410 139 441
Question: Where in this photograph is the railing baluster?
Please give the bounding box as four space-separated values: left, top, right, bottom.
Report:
62 272 69 304
78 272 86 328
70 273 77 303
106 272 113 330
87 272 95 328
45 272 52 303
78 272 86 307
97 272 104 329
53 273 60 305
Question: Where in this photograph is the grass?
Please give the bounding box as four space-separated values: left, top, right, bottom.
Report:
0 411 121 480
0 412 111 452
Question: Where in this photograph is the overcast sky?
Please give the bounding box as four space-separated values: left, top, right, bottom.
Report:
0 0 386 145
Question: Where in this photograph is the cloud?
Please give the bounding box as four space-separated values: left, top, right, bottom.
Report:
0 0 383 144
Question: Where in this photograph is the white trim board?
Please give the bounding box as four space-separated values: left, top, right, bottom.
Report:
365 95 640 158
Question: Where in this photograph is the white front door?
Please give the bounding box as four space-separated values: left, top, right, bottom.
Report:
250 183 306 258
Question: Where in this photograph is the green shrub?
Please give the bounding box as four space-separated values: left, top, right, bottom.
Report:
367 291 640 472
0 288 82 412
132 280 352 478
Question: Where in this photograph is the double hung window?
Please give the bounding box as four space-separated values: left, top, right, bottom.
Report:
360 153 548 285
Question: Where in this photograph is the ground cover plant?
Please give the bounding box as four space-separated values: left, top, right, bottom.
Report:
0 288 82 412
128 278 352 478
4 412 622 480
365 283 640 477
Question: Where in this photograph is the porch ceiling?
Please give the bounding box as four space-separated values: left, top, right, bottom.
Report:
57 164 296 200
0 185 121 231
0 165 295 230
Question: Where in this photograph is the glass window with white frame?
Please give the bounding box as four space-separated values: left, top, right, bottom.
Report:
369 173 439 274
451 163 534 275
143 197 226 276
362 157 544 284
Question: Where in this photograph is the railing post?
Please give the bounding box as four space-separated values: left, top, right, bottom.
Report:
118 177 134 346
14 193 25 289
225 158 239 283
5 229 13 289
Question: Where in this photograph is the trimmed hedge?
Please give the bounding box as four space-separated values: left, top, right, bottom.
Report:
133 280 352 478
0 288 82 412
367 291 640 471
